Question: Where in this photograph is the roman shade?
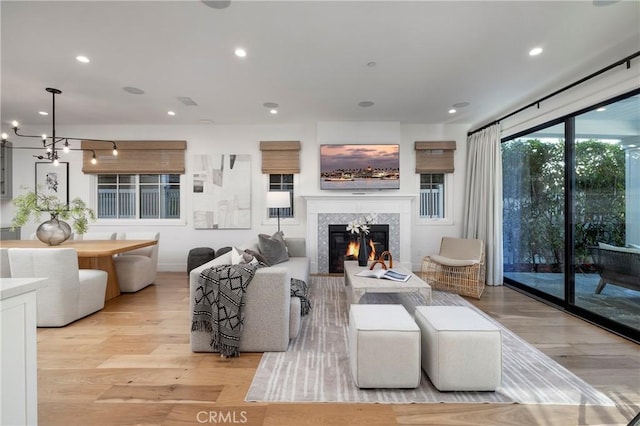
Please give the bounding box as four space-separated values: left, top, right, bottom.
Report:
415 141 456 173
81 140 186 174
260 141 300 174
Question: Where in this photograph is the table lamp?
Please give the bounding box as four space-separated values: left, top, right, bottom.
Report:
266 191 291 233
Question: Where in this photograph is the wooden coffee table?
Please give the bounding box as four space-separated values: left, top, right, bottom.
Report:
343 260 432 305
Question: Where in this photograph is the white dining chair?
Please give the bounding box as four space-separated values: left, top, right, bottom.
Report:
0 247 11 277
8 248 107 327
74 231 117 240
114 232 160 292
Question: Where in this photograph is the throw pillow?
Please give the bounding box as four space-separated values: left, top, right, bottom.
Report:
231 247 245 265
258 232 289 265
208 250 233 267
245 248 270 266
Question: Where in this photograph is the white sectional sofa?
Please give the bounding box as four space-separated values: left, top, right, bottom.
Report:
190 237 309 352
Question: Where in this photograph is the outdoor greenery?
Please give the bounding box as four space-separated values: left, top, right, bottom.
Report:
503 138 625 272
11 187 96 235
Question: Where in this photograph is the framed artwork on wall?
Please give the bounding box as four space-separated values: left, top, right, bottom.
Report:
35 162 69 209
192 154 251 229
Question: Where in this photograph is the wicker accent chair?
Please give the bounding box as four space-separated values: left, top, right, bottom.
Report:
420 237 486 299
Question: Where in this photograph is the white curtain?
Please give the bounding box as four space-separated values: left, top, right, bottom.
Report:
463 124 503 286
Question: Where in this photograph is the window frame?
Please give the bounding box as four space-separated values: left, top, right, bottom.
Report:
91 173 186 226
501 88 640 343
263 173 299 226
415 172 454 225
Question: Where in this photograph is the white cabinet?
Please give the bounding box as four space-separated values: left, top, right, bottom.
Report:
1 278 44 426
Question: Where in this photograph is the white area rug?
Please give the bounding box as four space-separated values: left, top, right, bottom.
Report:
246 276 615 405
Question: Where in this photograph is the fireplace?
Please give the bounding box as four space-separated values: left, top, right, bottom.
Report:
328 224 389 273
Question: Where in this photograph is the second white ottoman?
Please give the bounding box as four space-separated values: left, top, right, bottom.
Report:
349 304 421 388
415 306 502 391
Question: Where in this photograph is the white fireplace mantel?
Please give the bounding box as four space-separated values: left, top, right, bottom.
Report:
303 194 415 273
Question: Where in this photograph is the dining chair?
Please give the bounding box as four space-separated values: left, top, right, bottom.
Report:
8 248 107 326
114 232 160 292
0 247 10 277
74 231 117 240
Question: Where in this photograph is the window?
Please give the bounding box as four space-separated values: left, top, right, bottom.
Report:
268 174 294 218
419 173 445 218
97 174 180 219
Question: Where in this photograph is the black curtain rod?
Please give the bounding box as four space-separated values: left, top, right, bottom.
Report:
467 50 640 137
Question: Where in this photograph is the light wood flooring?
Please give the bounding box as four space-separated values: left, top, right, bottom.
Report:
36 272 639 426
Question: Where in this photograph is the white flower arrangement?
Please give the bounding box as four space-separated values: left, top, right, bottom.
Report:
346 213 377 235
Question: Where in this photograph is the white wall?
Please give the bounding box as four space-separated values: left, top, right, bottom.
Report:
1 121 471 272
500 59 639 138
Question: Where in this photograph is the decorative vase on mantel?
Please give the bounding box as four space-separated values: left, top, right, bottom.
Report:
36 214 72 246
357 234 369 267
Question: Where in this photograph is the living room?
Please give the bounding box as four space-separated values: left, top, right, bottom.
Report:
1 1 639 425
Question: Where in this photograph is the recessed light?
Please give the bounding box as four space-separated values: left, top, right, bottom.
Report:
123 86 145 95
593 0 620 6
38 111 48 116
358 101 375 107
596 107 606 112
76 55 90 63
366 61 377 67
234 48 247 58
167 111 176 116
202 0 231 9
448 109 456 114
263 102 279 108
529 47 543 56
270 109 278 115
177 96 198 106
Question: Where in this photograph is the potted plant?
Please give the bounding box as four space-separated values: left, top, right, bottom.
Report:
10 187 96 245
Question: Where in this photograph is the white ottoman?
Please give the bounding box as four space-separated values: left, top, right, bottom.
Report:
348 304 421 388
415 306 502 391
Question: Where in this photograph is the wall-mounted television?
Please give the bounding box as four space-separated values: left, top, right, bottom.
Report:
320 144 400 190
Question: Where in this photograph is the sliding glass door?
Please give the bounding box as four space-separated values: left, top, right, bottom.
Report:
502 90 640 341
503 123 566 301
573 96 640 333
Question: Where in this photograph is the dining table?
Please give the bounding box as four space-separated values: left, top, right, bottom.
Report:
0 239 158 301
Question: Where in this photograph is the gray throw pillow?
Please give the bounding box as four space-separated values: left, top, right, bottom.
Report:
245 249 270 266
258 232 289 265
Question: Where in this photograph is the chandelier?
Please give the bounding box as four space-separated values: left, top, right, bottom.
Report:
1 87 118 165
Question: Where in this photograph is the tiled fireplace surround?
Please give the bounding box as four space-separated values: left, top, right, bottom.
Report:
304 195 414 274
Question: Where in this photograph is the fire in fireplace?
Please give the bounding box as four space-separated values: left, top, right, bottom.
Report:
328 224 389 273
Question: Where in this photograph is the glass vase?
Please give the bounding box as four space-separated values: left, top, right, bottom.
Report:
36 214 72 246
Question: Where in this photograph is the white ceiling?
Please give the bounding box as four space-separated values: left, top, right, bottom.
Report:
1 1 639 129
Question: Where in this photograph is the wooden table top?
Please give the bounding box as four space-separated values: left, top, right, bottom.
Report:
0 240 157 257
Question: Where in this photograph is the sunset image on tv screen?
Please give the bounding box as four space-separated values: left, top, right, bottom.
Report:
320 144 400 190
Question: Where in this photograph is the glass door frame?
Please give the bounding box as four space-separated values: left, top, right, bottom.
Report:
502 88 640 343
